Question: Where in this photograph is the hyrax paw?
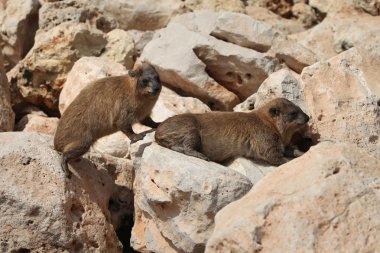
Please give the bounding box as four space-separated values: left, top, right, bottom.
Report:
130 134 144 143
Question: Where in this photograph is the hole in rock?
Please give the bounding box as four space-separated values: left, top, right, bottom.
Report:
116 214 138 253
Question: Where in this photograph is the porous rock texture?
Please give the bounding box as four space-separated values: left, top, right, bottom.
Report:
131 144 253 253
206 142 380 253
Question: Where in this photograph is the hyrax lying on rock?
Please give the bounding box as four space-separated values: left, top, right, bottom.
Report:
54 62 161 176
155 98 309 165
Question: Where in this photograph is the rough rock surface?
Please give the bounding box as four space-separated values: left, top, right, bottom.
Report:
0 0 40 70
206 142 380 252
15 114 58 135
301 47 380 156
0 132 123 252
0 53 14 131
246 0 294 17
131 144 253 253
9 23 107 112
183 0 245 12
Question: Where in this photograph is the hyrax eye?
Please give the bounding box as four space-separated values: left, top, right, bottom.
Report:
142 79 149 86
290 111 298 117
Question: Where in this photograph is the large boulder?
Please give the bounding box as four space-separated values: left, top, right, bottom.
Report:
206 142 380 252
131 143 253 253
301 47 380 157
15 114 58 135
0 53 14 131
8 23 107 112
0 132 124 252
0 0 40 70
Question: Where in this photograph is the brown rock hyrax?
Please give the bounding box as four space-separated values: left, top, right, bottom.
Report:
155 98 309 165
54 62 161 176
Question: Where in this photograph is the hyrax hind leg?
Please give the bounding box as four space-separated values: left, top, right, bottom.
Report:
61 141 92 178
171 129 209 161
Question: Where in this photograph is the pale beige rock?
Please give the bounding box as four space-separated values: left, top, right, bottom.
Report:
226 157 276 185
91 131 131 159
210 11 280 52
170 10 218 35
0 132 123 252
0 53 14 131
291 3 318 28
301 47 380 156
141 22 240 110
246 0 294 17
131 143 253 253
15 114 58 135
269 36 320 73
59 56 127 113
101 29 135 69
309 0 355 13
245 6 306 35
354 0 380 15
127 30 155 56
9 23 107 111
0 0 40 70
206 142 380 253
151 86 210 123
290 12 380 61
183 0 245 12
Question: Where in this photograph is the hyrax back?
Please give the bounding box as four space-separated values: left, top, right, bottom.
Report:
54 62 161 176
155 98 309 165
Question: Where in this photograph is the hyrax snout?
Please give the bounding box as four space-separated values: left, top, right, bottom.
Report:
54 62 161 177
155 98 309 165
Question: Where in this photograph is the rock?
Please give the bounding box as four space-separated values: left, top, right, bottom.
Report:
226 157 276 185
15 114 58 135
170 10 219 35
0 132 123 252
309 0 355 14
254 68 307 113
131 143 253 253
9 23 107 113
301 47 380 157
269 36 320 73
127 30 155 57
183 0 245 12
210 11 280 52
91 131 131 159
0 0 40 70
141 22 240 110
291 3 318 28
354 0 380 15
206 142 380 253
100 29 135 69
0 53 14 131
290 12 380 61
246 0 294 18
233 94 257 112
151 86 210 122
59 56 127 114
245 6 306 35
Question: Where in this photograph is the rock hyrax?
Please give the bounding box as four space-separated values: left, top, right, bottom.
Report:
54 62 161 176
155 98 309 165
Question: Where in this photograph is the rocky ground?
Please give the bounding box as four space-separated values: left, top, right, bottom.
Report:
0 0 379 252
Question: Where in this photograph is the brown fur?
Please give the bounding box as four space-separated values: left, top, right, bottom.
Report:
54 62 161 176
155 98 309 165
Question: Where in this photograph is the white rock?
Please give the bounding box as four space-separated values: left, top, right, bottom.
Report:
206 142 380 253
131 143 252 253
15 114 58 136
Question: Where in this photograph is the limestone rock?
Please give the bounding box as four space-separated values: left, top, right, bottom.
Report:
291 3 318 28
0 0 40 70
354 0 380 15
290 12 380 61
59 56 127 114
245 6 306 35
91 131 131 159
226 157 276 185
127 30 155 57
206 142 380 253
15 114 58 135
246 0 294 18
309 0 355 14
210 11 280 52
301 47 380 156
0 132 123 252
151 86 210 123
0 53 14 131
131 143 253 253
9 23 107 112
183 0 245 12
270 36 320 73
101 29 135 69
141 22 240 110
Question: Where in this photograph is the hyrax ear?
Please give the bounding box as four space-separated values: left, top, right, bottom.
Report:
130 60 144 78
269 107 280 117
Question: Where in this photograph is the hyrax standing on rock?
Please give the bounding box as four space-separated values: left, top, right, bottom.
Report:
155 98 309 165
54 62 161 176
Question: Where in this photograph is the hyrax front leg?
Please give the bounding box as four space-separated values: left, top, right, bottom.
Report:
121 124 145 143
142 116 160 128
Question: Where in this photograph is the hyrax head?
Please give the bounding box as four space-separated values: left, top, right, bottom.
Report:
261 98 310 143
130 62 161 97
